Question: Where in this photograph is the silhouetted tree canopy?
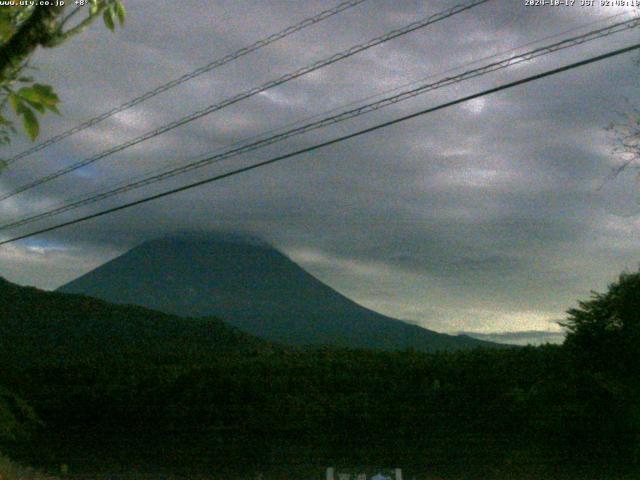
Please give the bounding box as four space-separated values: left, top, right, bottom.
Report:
561 269 640 380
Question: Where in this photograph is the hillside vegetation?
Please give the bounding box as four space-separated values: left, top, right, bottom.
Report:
0 273 638 479
0 276 271 368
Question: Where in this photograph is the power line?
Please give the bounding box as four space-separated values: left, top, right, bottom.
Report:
3 0 370 166
10 9 627 233
1 41 638 246
86 9 631 203
2 16 638 232
0 0 491 203
21 0 625 231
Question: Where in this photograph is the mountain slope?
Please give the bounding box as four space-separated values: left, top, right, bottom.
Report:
0 276 269 368
58 232 500 351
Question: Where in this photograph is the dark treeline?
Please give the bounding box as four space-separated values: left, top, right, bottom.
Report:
0 274 638 479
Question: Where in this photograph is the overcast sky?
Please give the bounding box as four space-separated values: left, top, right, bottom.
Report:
1 0 639 334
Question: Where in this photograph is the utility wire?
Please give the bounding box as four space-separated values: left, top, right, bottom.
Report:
1 41 638 246
26 0 626 227
84 9 630 204
10 8 627 228
2 17 638 232
0 0 491 203
3 0 370 166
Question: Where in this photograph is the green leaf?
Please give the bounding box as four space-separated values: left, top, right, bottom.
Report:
31 83 53 94
15 84 59 116
0 15 14 43
23 98 45 113
14 100 31 117
17 86 43 104
8 92 21 113
103 9 115 31
21 107 39 140
31 84 59 105
0 159 6 171
46 103 62 115
115 1 126 25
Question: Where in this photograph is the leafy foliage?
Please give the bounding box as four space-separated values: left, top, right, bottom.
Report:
0 1 125 157
561 269 640 379
0 386 39 444
4 81 60 141
0 454 60 480
560 269 640 463
102 0 125 31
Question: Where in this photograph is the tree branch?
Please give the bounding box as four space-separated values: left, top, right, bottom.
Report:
57 5 83 31
49 10 103 46
0 6 65 83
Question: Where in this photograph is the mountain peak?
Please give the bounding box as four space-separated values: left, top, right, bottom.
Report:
59 233 502 351
155 230 271 248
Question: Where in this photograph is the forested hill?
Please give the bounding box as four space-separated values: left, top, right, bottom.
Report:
0 273 638 478
0 276 271 368
58 232 501 351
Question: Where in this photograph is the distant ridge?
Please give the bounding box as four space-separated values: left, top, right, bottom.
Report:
459 330 565 346
0 275 270 367
58 232 503 352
